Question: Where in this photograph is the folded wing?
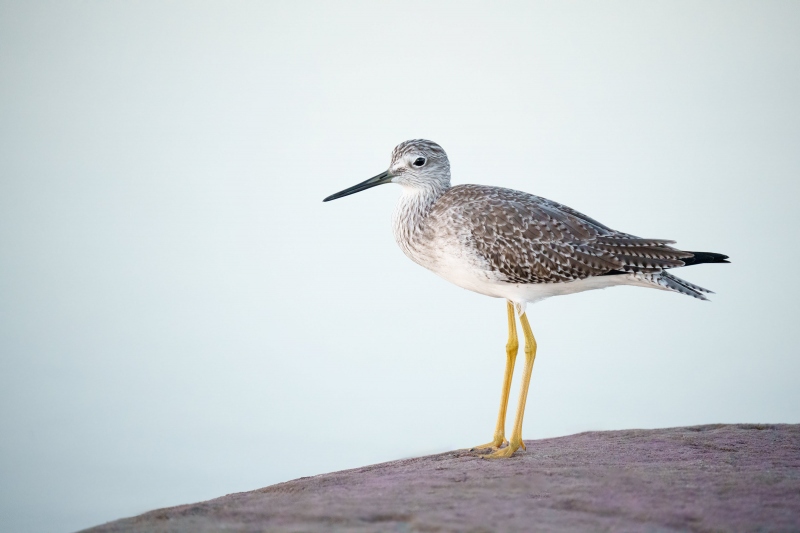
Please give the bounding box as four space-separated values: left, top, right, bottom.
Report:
441 185 694 284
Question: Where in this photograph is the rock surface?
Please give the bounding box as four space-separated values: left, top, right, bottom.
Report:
81 424 800 532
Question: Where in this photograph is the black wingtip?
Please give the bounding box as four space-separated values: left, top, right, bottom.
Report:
683 252 730 267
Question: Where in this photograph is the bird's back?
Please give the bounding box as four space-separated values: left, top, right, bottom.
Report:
422 184 696 285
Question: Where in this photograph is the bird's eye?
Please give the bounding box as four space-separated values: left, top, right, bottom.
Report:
413 157 426 167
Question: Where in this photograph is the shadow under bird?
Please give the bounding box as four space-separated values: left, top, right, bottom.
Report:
323 139 729 458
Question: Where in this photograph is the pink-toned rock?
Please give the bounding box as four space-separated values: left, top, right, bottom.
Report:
81 424 800 532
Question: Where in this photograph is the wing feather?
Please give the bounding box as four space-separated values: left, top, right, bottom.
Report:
431 184 693 284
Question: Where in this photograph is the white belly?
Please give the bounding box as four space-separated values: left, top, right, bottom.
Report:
432 262 662 315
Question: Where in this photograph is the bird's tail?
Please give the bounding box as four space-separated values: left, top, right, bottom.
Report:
650 250 728 300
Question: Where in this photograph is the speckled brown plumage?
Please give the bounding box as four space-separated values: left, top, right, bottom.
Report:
427 184 692 284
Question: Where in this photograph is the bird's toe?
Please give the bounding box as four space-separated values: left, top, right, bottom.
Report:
482 441 522 459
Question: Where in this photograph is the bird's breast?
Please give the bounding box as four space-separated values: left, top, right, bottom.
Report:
391 191 445 271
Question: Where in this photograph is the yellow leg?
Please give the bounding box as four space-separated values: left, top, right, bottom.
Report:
484 311 537 459
471 301 519 450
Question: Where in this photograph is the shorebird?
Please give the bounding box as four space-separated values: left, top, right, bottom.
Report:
323 139 728 459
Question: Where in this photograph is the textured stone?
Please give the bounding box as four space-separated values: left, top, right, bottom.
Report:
80 424 800 532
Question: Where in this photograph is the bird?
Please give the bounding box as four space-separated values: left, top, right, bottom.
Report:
323 139 728 459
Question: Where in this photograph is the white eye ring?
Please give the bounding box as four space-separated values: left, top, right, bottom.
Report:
413 157 426 167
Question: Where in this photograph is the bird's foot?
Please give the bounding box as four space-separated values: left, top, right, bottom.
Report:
470 434 508 451
482 439 525 459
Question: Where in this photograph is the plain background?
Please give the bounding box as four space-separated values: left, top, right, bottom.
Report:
1 1 799 531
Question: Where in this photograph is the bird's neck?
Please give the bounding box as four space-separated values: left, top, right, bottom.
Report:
392 183 448 258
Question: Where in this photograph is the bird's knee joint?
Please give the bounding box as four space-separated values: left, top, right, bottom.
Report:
524 341 537 357
506 341 519 354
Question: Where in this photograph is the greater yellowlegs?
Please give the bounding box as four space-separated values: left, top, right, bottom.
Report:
323 139 728 459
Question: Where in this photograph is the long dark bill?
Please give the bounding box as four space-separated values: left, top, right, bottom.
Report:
323 171 393 202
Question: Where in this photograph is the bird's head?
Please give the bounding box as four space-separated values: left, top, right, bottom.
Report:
323 139 451 202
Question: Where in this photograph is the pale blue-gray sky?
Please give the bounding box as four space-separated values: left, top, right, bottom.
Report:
1 1 799 532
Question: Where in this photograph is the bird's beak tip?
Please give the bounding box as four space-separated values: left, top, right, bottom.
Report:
323 171 392 204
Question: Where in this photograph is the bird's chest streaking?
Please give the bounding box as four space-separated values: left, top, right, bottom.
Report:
391 188 440 268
